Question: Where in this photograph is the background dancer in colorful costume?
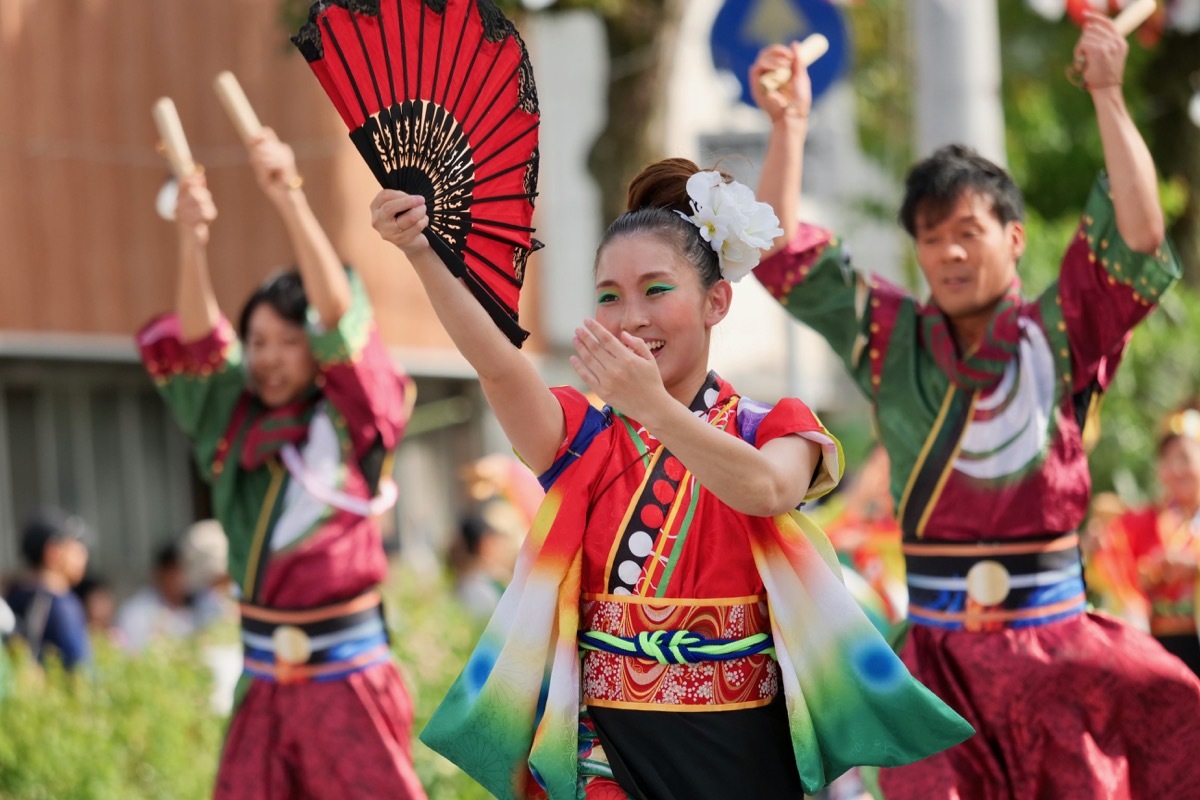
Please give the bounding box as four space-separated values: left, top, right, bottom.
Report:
371 159 971 799
750 13 1200 798
137 128 426 800
1090 400 1200 675
816 445 907 630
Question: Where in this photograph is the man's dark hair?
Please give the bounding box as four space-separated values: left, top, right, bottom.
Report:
237 269 308 341
899 144 1025 237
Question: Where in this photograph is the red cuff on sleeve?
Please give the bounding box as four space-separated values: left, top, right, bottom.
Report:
753 224 835 299
138 314 237 380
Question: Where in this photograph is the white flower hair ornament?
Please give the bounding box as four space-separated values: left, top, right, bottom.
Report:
676 171 784 282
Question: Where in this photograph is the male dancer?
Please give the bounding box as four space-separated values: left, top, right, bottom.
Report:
750 13 1200 798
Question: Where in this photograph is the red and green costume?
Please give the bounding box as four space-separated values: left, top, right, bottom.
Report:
138 274 426 800
756 175 1200 799
421 372 972 799
1091 503 1200 674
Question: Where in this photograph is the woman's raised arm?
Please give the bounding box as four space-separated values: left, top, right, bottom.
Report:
174 174 222 341
250 128 353 329
371 190 565 474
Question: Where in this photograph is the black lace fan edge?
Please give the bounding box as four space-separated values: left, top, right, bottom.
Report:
291 0 383 62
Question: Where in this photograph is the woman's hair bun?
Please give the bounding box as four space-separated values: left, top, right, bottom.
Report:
626 158 731 215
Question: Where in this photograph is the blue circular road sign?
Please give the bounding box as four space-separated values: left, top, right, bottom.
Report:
711 0 849 107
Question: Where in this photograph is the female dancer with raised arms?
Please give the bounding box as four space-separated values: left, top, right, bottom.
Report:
139 129 425 800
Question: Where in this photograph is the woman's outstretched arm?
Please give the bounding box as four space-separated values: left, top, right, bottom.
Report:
371 191 565 473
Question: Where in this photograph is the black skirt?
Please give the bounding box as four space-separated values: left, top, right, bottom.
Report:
589 694 805 800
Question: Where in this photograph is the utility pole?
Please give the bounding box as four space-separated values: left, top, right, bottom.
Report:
911 0 1007 165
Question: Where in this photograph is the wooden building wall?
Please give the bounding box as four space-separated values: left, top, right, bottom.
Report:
0 0 544 352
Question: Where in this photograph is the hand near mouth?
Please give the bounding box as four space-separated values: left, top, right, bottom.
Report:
570 318 669 421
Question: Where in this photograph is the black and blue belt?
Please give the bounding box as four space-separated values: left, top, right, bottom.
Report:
903 533 1087 630
239 590 391 683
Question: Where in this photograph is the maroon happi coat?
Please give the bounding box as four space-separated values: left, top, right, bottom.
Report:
139 274 427 800
755 175 1200 799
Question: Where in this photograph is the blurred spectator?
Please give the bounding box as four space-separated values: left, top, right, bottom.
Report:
1081 491 1143 623
450 512 515 620
180 518 236 629
74 573 117 637
459 453 544 532
4 508 92 670
449 455 540 620
115 541 197 651
179 518 242 715
1088 400 1200 675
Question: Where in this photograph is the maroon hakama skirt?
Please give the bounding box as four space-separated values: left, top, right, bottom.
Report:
880 611 1200 799
214 661 427 800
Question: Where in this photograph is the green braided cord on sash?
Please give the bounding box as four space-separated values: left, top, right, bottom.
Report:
579 629 776 664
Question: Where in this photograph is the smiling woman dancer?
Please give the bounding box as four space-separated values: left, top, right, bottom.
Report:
370 160 970 799
137 129 426 800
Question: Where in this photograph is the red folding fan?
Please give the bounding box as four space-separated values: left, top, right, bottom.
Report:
292 0 541 347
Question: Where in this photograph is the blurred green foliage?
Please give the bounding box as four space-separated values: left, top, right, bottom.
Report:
1089 282 1200 502
0 640 223 799
846 1 1168 220
845 0 913 181
0 569 495 800
393 569 495 800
